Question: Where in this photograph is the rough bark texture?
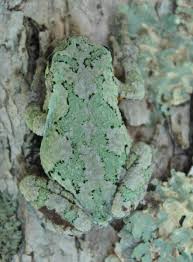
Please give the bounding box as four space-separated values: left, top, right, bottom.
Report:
0 1 125 261
1 0 192 261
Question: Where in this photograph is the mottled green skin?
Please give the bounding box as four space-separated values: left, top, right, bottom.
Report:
42 36 132 224
120 1 193 116
21 36 152 232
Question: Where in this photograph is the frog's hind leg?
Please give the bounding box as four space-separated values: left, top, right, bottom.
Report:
112 142 152 219
25 103 47 136
19 175 92 233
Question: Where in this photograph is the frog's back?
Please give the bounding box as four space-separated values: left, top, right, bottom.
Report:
40 36 132 225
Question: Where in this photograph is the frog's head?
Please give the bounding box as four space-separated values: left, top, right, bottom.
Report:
47 36 112 89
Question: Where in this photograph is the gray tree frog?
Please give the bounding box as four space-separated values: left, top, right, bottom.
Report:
20 36 152 233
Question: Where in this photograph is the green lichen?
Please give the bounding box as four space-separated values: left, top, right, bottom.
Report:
118 1 193 115
176 0 193 35
113 170 193 261
0 192 22 262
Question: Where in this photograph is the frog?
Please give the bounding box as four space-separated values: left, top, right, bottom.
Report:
20 36 152 233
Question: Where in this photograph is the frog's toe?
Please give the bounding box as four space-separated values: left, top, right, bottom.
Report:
25 103 46 136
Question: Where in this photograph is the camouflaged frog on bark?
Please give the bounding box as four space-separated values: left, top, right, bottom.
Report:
20 36 152 233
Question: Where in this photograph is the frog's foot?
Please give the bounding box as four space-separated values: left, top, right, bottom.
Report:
19 175 92 233
25 103 47 136
112 142 152 218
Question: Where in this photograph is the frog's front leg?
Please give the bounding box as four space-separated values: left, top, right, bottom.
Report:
112 142 152 218
25 104 47 136
110 12 145 100
19 175 92 233
25 57 48 136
